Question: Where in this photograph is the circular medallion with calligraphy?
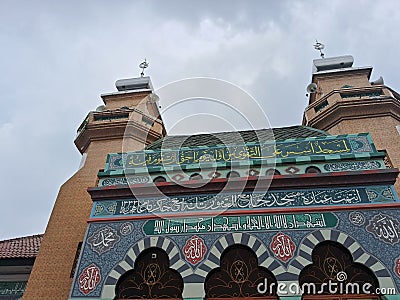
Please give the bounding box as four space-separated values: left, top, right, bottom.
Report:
183 235 207 265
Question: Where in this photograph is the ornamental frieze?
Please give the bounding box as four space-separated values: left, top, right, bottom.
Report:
142 213 337 235
90 186 396 219
323 160 382 172
98 176 149 187
105 135 373 170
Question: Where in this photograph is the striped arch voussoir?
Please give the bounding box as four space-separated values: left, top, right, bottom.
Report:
291 229 395 291
196 232 285 280
101 236 188 299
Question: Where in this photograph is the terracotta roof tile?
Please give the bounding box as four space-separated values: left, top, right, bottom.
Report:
0 234 43 259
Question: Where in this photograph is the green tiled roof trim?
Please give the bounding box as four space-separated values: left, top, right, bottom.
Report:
98 152 386 177
101 133 378 175
145 126 328 150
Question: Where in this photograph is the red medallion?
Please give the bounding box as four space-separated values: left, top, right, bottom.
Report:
395 257 400 278
183 235 207 265
78 263 101 295
270 232 296 262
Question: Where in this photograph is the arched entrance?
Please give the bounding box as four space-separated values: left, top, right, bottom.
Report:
205 244 278 300
114 247 183 299
299 241 381 300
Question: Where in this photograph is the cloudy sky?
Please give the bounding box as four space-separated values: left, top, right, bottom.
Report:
1 0 400 240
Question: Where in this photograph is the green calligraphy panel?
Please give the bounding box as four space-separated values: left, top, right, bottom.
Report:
142 213 338 235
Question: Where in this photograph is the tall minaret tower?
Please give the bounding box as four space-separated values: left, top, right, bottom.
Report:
24 75 165 299
303 54 400 192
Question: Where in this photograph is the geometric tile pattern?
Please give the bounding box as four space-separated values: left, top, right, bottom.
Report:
72 209 400 298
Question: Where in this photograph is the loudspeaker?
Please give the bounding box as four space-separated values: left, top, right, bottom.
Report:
370 76 384 85
306 83 318 93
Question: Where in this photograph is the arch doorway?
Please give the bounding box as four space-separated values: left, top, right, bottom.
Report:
114 247 183 299
299 241 381 300
205 244 278 300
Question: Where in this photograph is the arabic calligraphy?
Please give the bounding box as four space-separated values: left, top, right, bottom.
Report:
323 160 381 172
366 213 400 245
349 212 365 226
105 137 361 170
143 213 336 235
270 232 296 262
183 235 207 265
87 226 120 255
0 282 26 296
78 264 101 295
91 186 378 219
120 222 134 236
99 176 149 186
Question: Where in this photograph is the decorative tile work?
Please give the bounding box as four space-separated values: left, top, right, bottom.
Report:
292 228 395 291
349 212 365 226
143 213 337 235
0 281 26 296
104 134 376 171
107 153 127 170
87 226 120 255
285 166 300 174
270 232 296 262
348 136 373 152
172 173 185 181
366 213 400 245
119 222 134 236
71 209 400 298
90 186 397 219
366 186 395 202
99 176 149 186
248 169 259 176
323 160 382 172
93 201 118 217
183 235 207 265
78 263 101 295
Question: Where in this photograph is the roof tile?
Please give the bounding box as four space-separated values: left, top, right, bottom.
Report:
0 234 43 259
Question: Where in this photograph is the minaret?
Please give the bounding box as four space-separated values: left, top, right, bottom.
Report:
23 75 165 299
303 54 400 192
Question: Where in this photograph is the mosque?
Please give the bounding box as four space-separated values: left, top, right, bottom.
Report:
8 52 400 300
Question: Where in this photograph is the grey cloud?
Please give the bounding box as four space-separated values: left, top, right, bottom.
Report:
0 0 399 239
